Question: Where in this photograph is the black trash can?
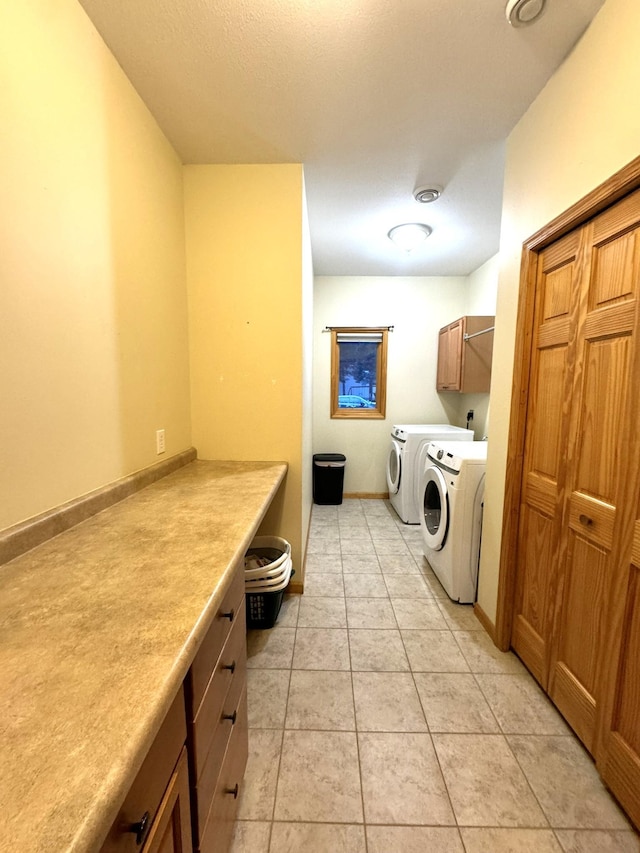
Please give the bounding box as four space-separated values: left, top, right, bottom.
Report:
313 453 346 505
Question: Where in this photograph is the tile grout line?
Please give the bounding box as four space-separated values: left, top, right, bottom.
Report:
398 593 462 837
245 500 630 851
347 602 370 853
264 606 297 837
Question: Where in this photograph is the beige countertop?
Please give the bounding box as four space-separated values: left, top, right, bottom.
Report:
0 459 287 853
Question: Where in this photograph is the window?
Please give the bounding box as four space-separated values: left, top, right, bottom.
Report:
330 327 388 419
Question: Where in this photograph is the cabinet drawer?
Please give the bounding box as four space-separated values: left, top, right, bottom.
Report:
100 687 186 853
189 563 244 715
191 604 247 780
194 664 247 834
197 688 248 853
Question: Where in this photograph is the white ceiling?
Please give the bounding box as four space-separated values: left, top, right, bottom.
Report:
78 0 605 277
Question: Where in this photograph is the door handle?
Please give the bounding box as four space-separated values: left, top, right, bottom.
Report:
579 514 593 527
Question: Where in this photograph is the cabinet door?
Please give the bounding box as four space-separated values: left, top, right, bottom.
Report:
459 316 494 393
142 748 192 853
436 317 494 392
100 689 187 853
436 321 462 390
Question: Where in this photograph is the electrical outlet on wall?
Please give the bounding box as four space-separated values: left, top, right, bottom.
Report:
156 429 166 455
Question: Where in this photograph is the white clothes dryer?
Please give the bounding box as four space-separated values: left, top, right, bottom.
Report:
418 440 487 603
386 424 473 524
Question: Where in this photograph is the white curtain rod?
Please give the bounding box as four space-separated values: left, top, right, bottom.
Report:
323 325 394 332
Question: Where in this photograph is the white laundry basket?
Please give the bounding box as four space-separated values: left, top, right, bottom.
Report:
244 535 293 628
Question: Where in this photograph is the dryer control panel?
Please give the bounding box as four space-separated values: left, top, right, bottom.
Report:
427 440 488 473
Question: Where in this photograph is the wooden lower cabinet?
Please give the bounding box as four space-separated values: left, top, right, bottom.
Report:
142 748 192 853
100 562 249 853
197 689 249 853
100 688 190 853
509 184 640 829
185 560 248 853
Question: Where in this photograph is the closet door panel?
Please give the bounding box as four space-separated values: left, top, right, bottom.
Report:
508 181 640 832
591 194 639 309
584 303 635 339
574 335 632 500
550 197 640 757
568 494 615 548
542 253 574 319
527 346 567 480
598 303 640 836
601 533 640 829
560 536 607 692
512 233 580 688
614 561 640 751
512 506 556 684
551 533 608 750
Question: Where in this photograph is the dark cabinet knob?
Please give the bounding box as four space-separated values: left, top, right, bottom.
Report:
579 514 594 527
222 710 237 725
221 609 234 622
129 811 150 846
222 661 236 674
225 783 239 799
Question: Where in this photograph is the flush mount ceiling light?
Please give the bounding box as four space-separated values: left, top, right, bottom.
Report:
413 185 442 204
387 222 432 252
506 0 547 27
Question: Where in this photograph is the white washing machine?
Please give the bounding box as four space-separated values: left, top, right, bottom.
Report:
418 440 487 603
387 424 474 524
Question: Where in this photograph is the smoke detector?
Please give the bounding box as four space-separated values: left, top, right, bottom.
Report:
506 0 546 27
413 185 442 204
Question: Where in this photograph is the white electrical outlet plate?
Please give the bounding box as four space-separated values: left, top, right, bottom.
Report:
156 429 166 454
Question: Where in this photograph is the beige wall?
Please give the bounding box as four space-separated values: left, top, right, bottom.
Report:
0 0 191 531
450 253 500 441
477 0 640 624
184 165 307 575
466 254 500 317
312 274 494 495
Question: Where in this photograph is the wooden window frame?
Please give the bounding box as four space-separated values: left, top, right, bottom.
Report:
330 327 388 419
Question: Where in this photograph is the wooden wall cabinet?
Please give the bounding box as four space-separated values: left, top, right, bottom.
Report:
436 315 494 393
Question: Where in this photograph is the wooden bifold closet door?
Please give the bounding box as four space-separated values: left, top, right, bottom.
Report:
598 468 640 829
511 186 640 827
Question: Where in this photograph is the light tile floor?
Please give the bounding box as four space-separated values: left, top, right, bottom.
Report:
231 499 640 853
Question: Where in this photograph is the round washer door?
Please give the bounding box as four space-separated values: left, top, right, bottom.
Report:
386 440 402 495
421 465 449 550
